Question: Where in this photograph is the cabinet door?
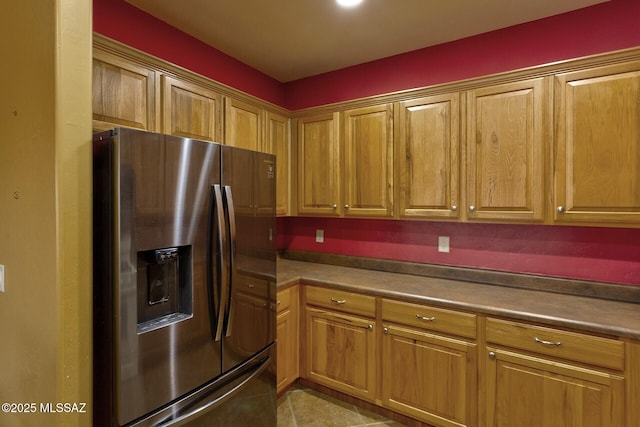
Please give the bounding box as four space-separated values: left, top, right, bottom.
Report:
161 75 221 142
92 50 158 131
266 112 290 216
276 286 299 394
396 94 461 219
554 61 640 224
343 104 394 217
485 348 624 427
297 113 341 216
466 78 548 221
304 307 376 402
225 98 262 151
382 324 477 427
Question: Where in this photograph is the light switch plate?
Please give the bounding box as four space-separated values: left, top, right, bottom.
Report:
315 229 325 243
0 264 5 292
438 236 450 253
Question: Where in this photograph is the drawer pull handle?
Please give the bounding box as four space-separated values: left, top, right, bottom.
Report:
331 298 347 305
416 314 436 322
534 337 562 347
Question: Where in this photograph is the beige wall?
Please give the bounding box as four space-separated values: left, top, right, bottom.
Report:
0 1 92 426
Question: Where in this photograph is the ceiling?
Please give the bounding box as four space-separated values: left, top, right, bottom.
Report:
125 0 608 82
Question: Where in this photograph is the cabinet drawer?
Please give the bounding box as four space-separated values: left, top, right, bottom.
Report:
276 287 291 313
486 318 624 371
382 299 476 339
305 286 375 317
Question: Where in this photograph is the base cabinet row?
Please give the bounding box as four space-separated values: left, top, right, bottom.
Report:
277 284 634 427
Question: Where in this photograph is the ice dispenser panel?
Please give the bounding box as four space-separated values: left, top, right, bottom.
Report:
136 246 193 333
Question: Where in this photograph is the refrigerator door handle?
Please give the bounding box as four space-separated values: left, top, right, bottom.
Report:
210 184 228 342
153 354 272 427
222 185 237 338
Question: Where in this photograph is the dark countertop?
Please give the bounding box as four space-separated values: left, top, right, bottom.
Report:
278 258 640 341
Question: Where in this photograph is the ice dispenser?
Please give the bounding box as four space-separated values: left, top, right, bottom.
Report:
136 246 193 333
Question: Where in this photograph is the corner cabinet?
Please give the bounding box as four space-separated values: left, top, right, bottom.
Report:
395 94 461 219
303 286 377 402
265 111 291 216
554 60 640 224
466 78 549 222
484 318 625 427
276 285 299 394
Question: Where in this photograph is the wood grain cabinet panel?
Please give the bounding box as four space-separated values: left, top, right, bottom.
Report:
276 286 299 394
485 318 625 427
161 75 221 142
304 307 377 402
297 113 341 216
343 104 394 218
554 60 640 224
265 111 290 216
466 78 548 222
485 348 624 427
382 324 477 427
225 97 262 151
396 94 461 219
92 50 158 131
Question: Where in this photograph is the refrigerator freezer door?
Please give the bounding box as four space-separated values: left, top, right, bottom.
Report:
114 129 223 425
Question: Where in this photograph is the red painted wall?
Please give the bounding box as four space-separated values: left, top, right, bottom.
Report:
284 0 640 109
278 217 640 286
94 0 640 285
93 0 286 106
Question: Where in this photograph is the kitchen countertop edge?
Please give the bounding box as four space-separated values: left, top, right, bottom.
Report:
277 258 640 341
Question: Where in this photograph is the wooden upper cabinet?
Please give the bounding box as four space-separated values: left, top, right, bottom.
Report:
343 104 394 218
466 78 548 222
225 98 262 151
396 94 461 219
265 112 290 216
92 50 158 132
297 113 341 216
554 60 640 224
161 75 221 142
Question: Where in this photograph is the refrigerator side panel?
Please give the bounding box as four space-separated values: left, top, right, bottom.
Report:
93 131 117 426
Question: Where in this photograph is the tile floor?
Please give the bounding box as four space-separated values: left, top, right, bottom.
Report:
277 385 406 427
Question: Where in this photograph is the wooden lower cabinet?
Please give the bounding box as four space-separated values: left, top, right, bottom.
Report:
276 285 299 394
485 347 624 427
382 324 477 427
304 307 377 402
484 318 626 427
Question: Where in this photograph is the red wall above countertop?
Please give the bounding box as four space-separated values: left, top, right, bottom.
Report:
278 217 640 286
93 0 286 107
284 0 640 109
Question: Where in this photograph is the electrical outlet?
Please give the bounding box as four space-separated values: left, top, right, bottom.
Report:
0 264 5 292
438 236 450 253
315 229 325 243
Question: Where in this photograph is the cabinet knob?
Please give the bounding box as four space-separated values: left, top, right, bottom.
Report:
344 204 349 209
557 206 566 213
383 327 389 334
488 351 496 360
367 324 373 330
332 204 337 209
451 205 457 212
469 205 476 213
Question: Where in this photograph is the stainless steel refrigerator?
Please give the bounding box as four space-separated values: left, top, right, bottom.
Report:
93 127 277 426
